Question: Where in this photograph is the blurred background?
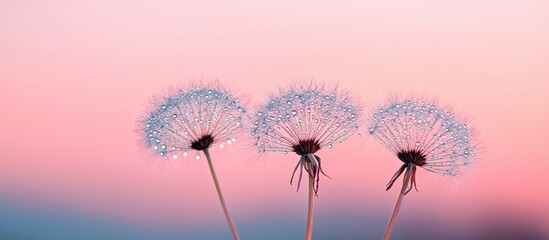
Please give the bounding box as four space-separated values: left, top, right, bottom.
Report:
1 0 548 239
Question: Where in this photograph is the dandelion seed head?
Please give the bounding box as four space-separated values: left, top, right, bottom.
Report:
250 82 362 155
250 81 362 195
368 96 477 179
139 82 246 158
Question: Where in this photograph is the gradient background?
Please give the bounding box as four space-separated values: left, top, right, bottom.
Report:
1 0 548 239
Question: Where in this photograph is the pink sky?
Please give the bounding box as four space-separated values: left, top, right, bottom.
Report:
1 0 548 238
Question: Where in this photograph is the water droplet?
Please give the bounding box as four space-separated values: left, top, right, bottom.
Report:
183 151 188 157
227 139 232 144
172 154 178 159
195 154 201 160
328 144 333 149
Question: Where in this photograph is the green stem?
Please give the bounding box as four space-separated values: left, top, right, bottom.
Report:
203 148 239 240
305 174 314 240
382 165 414 240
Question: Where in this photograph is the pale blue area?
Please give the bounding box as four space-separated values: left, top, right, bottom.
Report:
0 198 382 240
1 197 547 240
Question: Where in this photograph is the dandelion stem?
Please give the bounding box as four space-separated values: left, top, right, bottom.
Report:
383 164 414 240
203 148 239 240
305 173 315 240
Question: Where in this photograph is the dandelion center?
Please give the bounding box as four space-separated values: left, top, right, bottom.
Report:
191 134 215 151
397 150 427 166
292 139 321 155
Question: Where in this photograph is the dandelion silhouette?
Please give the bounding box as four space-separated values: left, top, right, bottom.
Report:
251 82 361 240
368 96 477 240
139 82 244 240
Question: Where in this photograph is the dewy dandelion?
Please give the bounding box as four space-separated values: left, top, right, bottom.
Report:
139 82 244 240
250 82 362 240
368 96 477 240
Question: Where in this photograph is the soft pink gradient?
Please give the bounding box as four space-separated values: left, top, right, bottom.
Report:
1 0 548 237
